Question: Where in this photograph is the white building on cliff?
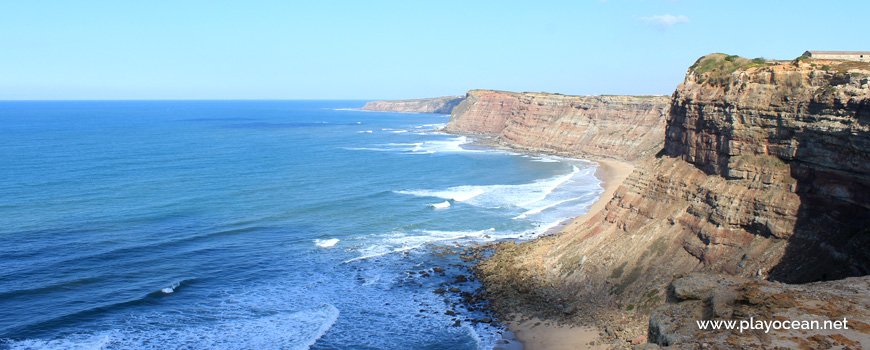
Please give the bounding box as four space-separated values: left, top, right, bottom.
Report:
802 51 870 62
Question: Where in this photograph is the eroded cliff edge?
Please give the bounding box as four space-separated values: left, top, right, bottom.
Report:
446 90 670 161
451 54 870 348
361 95 464 114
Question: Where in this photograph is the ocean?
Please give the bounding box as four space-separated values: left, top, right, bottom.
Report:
0 100 603 349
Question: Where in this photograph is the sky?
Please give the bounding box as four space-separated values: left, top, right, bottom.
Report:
1 0 868 100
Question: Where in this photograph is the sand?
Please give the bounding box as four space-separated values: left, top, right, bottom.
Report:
504 159 635 350
561 158 634 233
505 317 608 350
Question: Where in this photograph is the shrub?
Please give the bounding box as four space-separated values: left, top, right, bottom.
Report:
689 53 756 86
821 65 831 71
792 55 812 67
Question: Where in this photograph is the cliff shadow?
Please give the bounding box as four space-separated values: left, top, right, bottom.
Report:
768 137 870 283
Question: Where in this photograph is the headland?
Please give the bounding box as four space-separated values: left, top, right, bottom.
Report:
366 53 870 349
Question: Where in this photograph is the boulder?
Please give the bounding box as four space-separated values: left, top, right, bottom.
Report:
501 330 516 340
494 338 523 350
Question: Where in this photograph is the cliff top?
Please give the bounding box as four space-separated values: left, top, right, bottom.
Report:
361 95 465 114
465 89 668 100
370 95 463 102
689 53 767 72
688 53 870 87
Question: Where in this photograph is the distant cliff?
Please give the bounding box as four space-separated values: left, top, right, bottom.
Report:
361 95 464 114
446 90 670 161
468 54 870 347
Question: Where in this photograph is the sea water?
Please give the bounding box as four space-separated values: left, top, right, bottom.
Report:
0 100 603 349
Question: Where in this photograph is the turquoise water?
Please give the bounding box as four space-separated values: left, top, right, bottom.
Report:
0 101 602 349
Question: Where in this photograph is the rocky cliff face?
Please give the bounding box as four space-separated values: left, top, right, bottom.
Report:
649 273 870 348
361 95 464 114
470 54 870 347
446 90 670 161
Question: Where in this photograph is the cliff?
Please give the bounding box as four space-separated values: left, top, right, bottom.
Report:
446 90 670 161
463 54 870 348
360 95 464 114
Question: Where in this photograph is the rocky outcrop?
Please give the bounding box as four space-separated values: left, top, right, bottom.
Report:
446 90 670 161
470 54 870 347
649 273 870 348
361 95 464 114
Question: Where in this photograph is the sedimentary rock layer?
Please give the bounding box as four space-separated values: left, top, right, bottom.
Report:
462 54 870 346
360 95 464 114
446 90 670 161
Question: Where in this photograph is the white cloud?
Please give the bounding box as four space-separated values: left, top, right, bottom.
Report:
639 14 690 29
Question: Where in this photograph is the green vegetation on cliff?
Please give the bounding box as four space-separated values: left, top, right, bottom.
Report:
689 53 767 86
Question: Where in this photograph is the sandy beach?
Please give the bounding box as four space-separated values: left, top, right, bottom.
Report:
559 158 634 232
506 317 608 350
505 158 635 350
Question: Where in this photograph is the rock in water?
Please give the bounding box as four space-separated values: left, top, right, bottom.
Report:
501 331 516 340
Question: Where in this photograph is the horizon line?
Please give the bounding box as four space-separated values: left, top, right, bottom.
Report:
0 98 380 102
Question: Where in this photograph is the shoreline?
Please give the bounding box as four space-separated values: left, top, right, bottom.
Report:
502 158 634 350
453 134 637 349
560 158 634 234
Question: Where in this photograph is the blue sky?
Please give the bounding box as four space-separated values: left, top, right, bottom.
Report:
1 0 867 100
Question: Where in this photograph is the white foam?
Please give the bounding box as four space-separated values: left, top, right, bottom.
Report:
385 136 475 154
429 201 451 209
3 333 114 350
343 147 394 152
343 229 491 263
515 166 579 207
419 123 447 128
396 165 584 210
161 281 181 294
345 135 477 156
397 187 485 202
314 238 340 248
414 136 475 153
513 193 585 219
4 304 340 350
358 130 373 133
346 142 442 155
342 242 420 264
